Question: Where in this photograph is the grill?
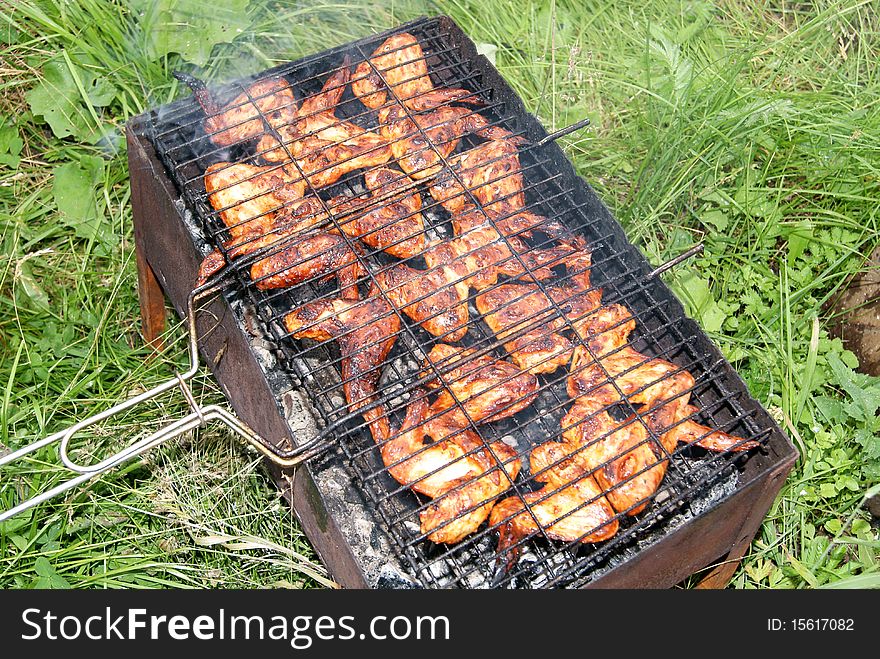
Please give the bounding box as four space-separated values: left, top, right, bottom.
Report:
35 15 798 588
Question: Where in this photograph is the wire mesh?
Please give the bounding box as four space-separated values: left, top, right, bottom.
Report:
146 15 775 588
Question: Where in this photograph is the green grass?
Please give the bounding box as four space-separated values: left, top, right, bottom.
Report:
1 0 878 589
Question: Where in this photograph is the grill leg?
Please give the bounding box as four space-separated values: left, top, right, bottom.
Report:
135 240 167 352
694 543 749 589
695 462 791 589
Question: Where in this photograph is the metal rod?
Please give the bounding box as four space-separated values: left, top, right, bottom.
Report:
647 243 704 279
536 118 591 146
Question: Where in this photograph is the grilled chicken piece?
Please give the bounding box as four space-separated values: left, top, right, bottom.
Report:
475 251 600 374
420 344 539 436
199 162 348 285
378 105 522 180
569 304 759 455
255 59 392 182
196 250 228 285
489 440 618 569
452 200 575 246
563 303 759 516
428 138 524 213
561 398 661 517
248 230 364 297
424 206 575 291
204 161 308 247
332 167 426 258
177 74 297 148
668 405 760 452
373 262 471 342
182 62 390 179
259 125 391 183
283 294 520 545
427 140 575 242
381 394 520 544
283 293 400 440
352 33 483 111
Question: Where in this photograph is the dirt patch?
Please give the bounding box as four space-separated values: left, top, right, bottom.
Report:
829 245 880 376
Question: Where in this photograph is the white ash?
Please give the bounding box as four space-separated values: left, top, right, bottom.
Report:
653 487 672 506
311 460 411 588
173 198 212 256
378 380 408 411
281 390 319 439
219 284 417 588
376 564 419 589
464 566 489 589
426 558 451 582
235 305 278 370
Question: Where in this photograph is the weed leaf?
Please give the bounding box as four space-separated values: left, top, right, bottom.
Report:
26 55 116 142
827 353 880 422
0 117 23 169
31 557 72 589
52 156 113 248
0 510 33 536
475 42 498 65
33 556 53 578
133 0 253 67
16 260 50 311
671 270 728 332
819 573 880 589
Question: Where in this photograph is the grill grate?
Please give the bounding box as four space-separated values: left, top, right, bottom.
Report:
145 15 781 588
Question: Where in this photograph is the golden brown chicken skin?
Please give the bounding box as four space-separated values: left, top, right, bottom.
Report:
373 261 471 342
488 440 619 569
380 394 520 544
283 292 400 440
423 207 575 291
452 201 575 247
204 161 308 246
420 344 539 435
352 33 483 111
197 192 352 285
199 162 348 285
476 283 570 375
561 395 663 517
667 404 759 452
248 230 365 297
563 303 759 516
332 167 426 258
255 59 392 183
192 76 297 148
428 138 525 213
563 348 689 517
475 251 600 374
378 105 521 180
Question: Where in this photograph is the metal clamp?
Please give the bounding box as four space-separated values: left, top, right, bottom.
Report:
0 285 319 524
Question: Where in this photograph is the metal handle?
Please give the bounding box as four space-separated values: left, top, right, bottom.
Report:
0 285 317 524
